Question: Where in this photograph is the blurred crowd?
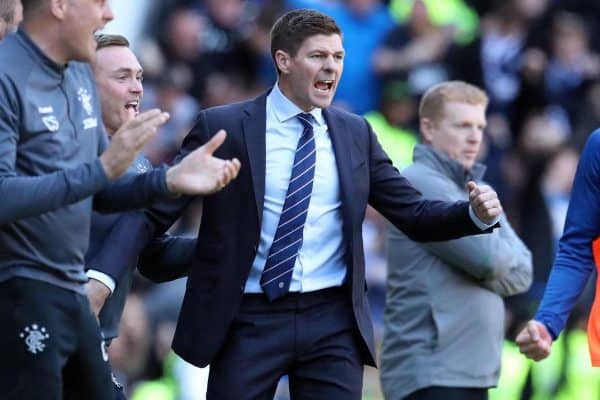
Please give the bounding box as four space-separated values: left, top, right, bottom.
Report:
106 0 600 398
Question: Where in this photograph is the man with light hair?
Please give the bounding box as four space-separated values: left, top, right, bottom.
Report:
381 81 532 400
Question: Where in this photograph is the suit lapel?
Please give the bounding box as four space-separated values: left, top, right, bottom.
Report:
323 108 355 241
242 93 268 228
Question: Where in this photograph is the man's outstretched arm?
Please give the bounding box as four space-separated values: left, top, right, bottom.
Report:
137 234 196 283
516 130 600 360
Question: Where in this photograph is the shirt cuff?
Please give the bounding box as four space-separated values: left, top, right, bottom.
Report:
533 313 560 340
87 269 116 294
469 205 499 230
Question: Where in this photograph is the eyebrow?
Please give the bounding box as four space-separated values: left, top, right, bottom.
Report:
310 49 345 55
112 67 144 75
319 48 344 52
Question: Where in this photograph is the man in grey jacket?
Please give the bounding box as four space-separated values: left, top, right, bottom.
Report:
380 81 532 400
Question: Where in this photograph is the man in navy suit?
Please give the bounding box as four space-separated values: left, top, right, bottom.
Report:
144 8 503 399
81 34 198 399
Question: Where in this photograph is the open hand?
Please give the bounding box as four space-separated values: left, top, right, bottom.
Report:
166 130 241 195
101 109 170 180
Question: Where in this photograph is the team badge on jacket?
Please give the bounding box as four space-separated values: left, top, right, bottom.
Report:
78 87 98 129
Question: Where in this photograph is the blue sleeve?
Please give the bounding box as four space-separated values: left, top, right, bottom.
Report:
534 130 600 338
0 78 110 224
93 166 172 213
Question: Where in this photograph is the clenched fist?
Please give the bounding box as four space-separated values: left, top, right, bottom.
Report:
515 320 553 361
467 181 502 224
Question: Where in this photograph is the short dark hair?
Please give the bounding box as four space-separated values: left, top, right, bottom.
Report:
20 0 44 18
270 9 341 73
95 33 129 51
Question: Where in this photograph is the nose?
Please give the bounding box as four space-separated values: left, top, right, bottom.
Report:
468 128 483 144
130 79 143 95
323 55 338 71
103 3 115 23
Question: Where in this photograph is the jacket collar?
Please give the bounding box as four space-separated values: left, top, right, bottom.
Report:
17 28 67 76
413 144 486 185
269 83 325 126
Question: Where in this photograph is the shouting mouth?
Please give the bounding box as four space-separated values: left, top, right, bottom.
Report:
124 100 139 116
314 80 334 93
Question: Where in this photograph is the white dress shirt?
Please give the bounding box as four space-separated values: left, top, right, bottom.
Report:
244 83 347 293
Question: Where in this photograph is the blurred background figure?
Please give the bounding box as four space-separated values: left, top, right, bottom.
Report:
109 294 153 389
0 0 22 39
142 63 200 165
374 0 455 98
365 79 419 170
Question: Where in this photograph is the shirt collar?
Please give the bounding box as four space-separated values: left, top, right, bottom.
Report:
269 82 325 126
413 144 487 184
17 28 67 75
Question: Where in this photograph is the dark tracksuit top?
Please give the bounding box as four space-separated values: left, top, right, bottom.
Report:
0 29 172 295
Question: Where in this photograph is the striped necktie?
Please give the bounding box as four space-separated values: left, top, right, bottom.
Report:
260 113 316 301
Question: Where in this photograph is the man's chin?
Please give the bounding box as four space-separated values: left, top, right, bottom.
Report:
311 96 333 109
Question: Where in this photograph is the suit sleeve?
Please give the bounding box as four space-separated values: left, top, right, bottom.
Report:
142 112 209 234
534 130 600 338
137 235 196 283
365 119 486 242
400 169 533 291
85 211 155 282
90 115 208 279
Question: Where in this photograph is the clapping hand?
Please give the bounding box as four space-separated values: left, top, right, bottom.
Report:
166 130 241 195
101 109 170 180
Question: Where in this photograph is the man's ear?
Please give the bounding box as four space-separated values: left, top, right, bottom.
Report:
49 0 68 20
420 117 434 144
274 49 291 74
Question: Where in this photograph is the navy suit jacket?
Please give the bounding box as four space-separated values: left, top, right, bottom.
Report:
85 155 197 340
146 91 487 368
